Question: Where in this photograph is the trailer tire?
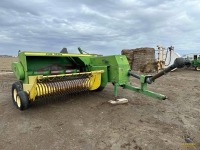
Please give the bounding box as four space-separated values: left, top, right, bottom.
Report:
16 91 30 111
94 86 105 92
12 81 23 107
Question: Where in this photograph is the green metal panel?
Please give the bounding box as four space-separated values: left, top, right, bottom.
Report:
75 57 90 65
18 52 27 71
192 57 200 67
18 52 29 83
90 55 130 85
12 62 25 80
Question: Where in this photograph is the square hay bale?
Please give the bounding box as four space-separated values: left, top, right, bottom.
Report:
122 48 156 72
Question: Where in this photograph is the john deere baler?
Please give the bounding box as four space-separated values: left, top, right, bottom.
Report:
11 50 190 110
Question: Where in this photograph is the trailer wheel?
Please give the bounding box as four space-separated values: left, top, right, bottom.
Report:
16 91 29 111
12 81 23 106
94 86 105 92
195 66 200 71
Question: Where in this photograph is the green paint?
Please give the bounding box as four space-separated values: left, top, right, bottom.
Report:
90 55 130 85
12 62 25 80
114 83 119 98
192 55 200 70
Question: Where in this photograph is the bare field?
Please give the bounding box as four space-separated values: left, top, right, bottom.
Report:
0 57 18 72
0 62 200 149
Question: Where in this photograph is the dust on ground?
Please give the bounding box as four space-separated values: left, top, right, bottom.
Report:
0 65 199 150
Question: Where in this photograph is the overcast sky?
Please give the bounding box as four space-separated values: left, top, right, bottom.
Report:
0 0 200 56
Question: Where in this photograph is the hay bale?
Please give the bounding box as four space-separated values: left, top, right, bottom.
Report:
140 62 158 73
121 47 156 73
132 47 155 71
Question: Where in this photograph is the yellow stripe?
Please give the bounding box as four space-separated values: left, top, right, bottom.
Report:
24 52 92 57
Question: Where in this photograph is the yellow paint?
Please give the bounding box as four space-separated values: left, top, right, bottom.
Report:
29 82 37 101
23 76 37 101
23 84 32 92
24 52 92 57
13 89 17 102
89 71 102 90
16 95 21 108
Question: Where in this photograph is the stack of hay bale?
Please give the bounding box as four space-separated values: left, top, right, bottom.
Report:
121 47 157 73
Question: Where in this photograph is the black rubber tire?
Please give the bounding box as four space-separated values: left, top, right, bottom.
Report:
11 81 23 106
94 86 105 92
16 91 30 111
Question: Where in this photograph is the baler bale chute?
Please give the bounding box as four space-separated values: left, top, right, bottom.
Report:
11 50 190 110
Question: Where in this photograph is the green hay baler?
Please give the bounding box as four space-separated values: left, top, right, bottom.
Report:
11 50 190 110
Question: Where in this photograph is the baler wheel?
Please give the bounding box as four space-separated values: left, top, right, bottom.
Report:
195 66 200 71
11 81 23 106
16 91 29 111
94 86 105 92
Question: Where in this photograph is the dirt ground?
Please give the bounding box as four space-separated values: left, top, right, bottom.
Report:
0 57 18 72
0 58 199 150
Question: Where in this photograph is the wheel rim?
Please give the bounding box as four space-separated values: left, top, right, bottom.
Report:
197 67 200 71
16 96 21 108
13 89 17 102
